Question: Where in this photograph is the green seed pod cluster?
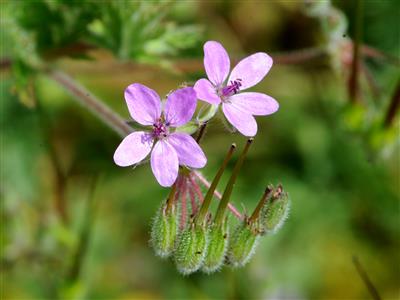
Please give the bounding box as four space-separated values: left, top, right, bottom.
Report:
227 222 260 268
150 182 290 275
150 203 179 258
260 185 290 235
202 219 229 274
174 223 209 275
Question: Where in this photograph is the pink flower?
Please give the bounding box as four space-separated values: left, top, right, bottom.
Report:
113 84 207 187
194 41 279 137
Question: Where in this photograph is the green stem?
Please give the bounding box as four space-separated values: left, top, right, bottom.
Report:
214 139 253 225
195 144 236 225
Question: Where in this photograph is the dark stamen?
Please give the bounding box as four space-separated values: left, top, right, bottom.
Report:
221 79 242 97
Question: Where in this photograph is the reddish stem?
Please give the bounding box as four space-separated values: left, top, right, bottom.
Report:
180 177 188 230
188 185 198 216
189 175 204 204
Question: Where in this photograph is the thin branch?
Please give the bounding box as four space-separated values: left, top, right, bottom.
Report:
352 256 381 300
45 69 132 137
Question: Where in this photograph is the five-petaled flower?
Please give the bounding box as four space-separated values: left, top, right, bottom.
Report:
194 41 279 137
113 84 207 187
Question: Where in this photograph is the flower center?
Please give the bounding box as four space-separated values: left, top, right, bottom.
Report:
221 79 242 98
152 119 169 139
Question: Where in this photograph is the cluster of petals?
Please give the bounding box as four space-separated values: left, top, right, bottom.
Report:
194 41 279 137
113 84 206 187
114 41 279 187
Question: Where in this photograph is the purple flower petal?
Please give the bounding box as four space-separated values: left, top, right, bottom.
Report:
113 131 154 167
204 41 230 86
222 103 257 137
229 92 279 116
168 133 207 168
228 52 273 90
194 78 221 105
165 87 197 127
124 83 161 125
151 140 179 187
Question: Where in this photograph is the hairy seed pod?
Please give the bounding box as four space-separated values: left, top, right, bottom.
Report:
261 186 290 234
227 223 259 268
202 219 229 274
174 224 209 275
150 203 178 258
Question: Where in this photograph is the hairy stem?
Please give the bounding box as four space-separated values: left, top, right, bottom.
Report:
46 69 132 137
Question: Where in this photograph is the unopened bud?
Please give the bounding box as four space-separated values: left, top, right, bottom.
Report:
227 223 259 268
202 220 229 274
260 185 290 234
174 223 209 275
150 203 178 258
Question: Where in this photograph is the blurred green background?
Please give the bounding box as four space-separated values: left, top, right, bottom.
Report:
1 1 399 299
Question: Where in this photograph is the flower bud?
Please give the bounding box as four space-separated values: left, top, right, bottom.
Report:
201 220 229 274
150 203 179 258
260 185 290 234
174 223 209 275
227 223 259 268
